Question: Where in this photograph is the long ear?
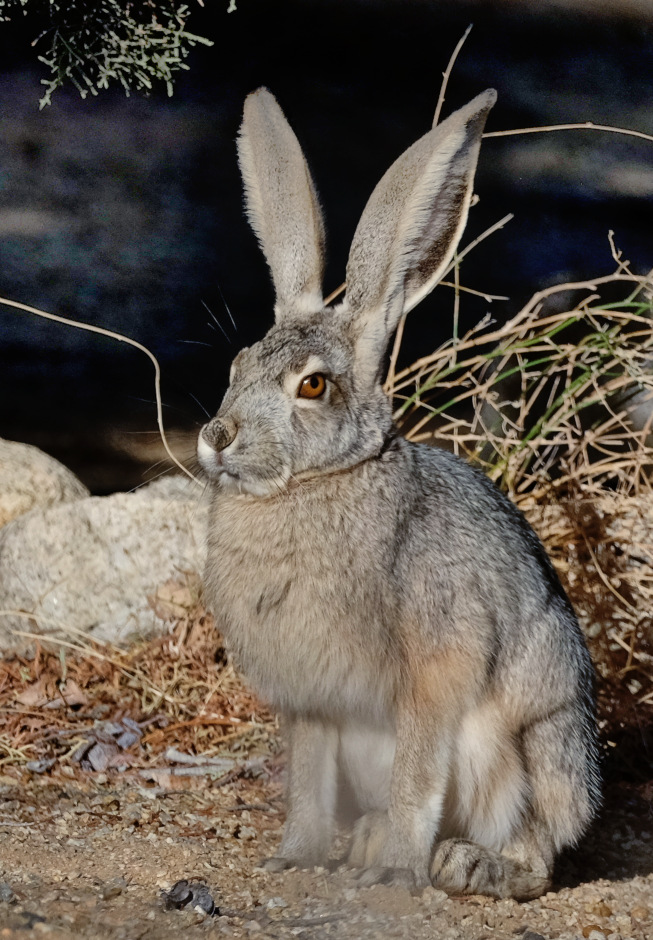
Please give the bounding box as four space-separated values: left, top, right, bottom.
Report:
237 88 326 320
344 89 496 381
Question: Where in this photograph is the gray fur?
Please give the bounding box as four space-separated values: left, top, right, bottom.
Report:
237 88 325 320
198 88 601 900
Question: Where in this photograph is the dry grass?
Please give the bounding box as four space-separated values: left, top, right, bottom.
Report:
0 573 276 781
389 262 653 499
388 251 653 776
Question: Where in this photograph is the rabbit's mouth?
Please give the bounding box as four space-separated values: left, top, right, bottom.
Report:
197 431 227 478
197 430 292 497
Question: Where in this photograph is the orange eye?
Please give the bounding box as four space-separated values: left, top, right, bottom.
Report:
298 373 326 399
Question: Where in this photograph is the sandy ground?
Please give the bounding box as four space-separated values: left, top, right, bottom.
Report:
0 770 651 940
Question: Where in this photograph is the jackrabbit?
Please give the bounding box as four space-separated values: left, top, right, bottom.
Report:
198 88 601 899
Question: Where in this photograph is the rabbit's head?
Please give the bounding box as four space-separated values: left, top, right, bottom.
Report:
198 88 496 497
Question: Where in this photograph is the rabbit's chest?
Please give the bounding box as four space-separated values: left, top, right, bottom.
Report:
205 488 396 718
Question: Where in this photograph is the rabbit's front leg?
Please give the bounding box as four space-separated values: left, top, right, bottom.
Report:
260 715 338 872
355 664 465 890
356 725 451 889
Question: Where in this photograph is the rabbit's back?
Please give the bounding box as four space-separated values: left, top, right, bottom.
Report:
403 444 595 711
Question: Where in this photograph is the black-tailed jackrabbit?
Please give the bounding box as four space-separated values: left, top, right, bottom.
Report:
198 88 601 899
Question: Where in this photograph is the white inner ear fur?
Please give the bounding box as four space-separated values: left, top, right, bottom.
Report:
284 354 328 401
396 125 471 316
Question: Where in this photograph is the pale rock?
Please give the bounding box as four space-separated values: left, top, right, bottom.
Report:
0 474 208 649
0 438 89 528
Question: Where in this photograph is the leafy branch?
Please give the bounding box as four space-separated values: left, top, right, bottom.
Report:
0 1 221 107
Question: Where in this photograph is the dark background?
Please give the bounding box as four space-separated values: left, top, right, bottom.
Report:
0 0 652 491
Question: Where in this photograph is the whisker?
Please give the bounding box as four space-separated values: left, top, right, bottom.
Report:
143 457 170 475
216 281 238 332
186 390 212 419
201 299 231 344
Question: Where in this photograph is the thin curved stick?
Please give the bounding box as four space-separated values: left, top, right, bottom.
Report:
0 295 201 485
433 24 473 128
484 122 653 145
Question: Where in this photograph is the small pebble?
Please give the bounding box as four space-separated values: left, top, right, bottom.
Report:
0 883 15 903
163 880 192 910
101 879 126 901
631 905 650 920
587 900 612 918
265 896 288 910
421 886 448 907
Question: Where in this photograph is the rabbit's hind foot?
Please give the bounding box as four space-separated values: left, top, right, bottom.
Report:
430 838 551 901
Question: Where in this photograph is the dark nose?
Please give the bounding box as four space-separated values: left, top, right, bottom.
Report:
202 416 237 452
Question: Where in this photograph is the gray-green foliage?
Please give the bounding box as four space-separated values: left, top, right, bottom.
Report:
0 1 220 107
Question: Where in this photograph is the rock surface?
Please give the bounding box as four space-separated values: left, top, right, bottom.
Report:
0 438 89 529
0 474 208 649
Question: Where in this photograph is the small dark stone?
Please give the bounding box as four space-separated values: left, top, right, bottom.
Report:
163 880 192 910
0 882 15 903
116 730 141 749
101 878 127 900
25 758 56 774
121 717 143 735
162 880 218 916
191 884 216 916
86 742 119 772
98 721 126 738
20 911 47 928
70 741 93 763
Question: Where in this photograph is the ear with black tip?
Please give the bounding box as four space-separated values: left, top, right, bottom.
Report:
237 88 326 321
343 89 496 382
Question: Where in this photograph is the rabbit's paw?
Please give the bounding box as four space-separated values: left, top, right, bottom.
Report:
356 866 418 891
258 851 330 873
258 855 298 873
349 812 429 889
431 839 503 895
430 838 547 900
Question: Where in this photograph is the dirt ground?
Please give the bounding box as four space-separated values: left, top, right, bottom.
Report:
0 768 651 940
